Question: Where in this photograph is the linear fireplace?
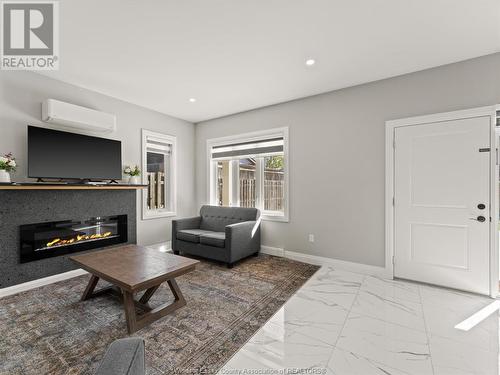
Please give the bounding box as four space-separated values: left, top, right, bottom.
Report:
20 215 128 263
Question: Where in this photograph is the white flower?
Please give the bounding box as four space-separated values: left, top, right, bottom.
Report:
0 156 7 163
8 160 16 167
124 167 131 174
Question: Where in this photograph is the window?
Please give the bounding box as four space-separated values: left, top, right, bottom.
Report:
264 155 284 212
208 128 289 221
142 130 176 219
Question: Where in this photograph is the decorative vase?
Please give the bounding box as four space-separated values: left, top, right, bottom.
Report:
0 170 11 183
129 176 140 185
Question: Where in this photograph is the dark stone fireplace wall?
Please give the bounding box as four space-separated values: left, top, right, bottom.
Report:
0 190 137 288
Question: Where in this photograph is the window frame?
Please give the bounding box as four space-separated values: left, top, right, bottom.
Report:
141 129 177 220
207 127 289 222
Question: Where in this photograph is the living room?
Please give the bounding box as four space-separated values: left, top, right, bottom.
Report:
1 1 500 374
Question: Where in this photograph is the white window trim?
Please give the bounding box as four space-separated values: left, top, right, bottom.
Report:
141 129 177 220
206 127 289 222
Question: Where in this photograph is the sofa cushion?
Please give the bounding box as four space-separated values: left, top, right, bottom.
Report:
199 232 226 248
177 229 214 243
199 205 259 232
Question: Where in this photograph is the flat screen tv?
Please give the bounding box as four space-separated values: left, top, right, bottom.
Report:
28 126 122 181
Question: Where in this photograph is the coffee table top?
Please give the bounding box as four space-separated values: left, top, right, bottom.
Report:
70 245 199 292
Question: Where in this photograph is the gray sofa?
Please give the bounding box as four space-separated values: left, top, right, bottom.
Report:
95 338 145 375
172 205 261 268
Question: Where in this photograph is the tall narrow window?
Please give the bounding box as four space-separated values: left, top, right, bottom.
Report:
208 128 288 221
142 130 176 219
264 155 284 214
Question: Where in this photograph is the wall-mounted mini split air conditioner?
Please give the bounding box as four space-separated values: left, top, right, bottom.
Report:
41 99 116 133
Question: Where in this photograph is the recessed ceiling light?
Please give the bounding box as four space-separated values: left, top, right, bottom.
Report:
189 98 196 103
305 59 316 66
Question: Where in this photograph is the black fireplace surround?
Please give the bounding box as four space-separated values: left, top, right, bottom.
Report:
0 189 136 288
20 215 128 263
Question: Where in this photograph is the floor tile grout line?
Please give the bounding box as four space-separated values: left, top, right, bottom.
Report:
323 270 367 369
332 305 428 335
417 283 436 375
260 265 363 349
212 262 321 371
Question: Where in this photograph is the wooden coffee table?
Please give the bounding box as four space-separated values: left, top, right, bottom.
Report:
70 245 199 333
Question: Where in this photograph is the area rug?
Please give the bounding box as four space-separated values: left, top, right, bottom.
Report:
0 254 319 375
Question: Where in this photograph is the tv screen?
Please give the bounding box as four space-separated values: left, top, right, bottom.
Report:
28 126 122 180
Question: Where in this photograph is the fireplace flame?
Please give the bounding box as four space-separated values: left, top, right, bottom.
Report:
46 232 113 248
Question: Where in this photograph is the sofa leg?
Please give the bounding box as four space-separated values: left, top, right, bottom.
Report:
252 252 259 257
173 250 180 255
227 263 234 269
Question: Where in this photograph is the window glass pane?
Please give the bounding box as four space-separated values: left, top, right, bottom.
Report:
216 160 231 206
239 158 256 208
146 151 167 210
264 155 284 213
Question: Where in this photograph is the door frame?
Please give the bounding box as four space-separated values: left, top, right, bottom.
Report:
385 105 499 297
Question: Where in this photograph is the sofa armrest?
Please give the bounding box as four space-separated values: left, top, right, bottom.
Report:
225 220 261 262
95 338 145 375
172 217 201 252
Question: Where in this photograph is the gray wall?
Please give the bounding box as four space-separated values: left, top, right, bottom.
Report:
195 53 500 267
0 71 196 245
2 54 499 270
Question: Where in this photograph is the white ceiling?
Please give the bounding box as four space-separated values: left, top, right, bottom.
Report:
41 0 500 123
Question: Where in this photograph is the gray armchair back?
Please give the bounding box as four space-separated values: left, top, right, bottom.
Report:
199 205 259 232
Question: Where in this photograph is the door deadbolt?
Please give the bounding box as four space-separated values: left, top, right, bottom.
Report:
470 216 486 222
477 203 486 210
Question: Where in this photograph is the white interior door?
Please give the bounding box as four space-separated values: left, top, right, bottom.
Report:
394 116 491 294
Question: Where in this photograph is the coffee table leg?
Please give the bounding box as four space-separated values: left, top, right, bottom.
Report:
81 275 100 301
139 285 160 304
167 279 186 304
121 278 187 334
123 290 138 333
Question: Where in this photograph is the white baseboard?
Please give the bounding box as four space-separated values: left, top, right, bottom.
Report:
261 246 390 278
0 269 88 298
284 250 390 278
260 245 285 257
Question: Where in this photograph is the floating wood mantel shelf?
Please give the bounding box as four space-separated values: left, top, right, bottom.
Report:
0 183 147 190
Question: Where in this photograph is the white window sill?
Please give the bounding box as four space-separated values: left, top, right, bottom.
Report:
262 214 289 223
142 211 177 220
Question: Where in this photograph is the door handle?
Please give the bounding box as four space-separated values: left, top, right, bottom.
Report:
469 216 486 222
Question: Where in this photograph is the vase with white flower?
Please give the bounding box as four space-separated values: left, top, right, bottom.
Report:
124 165 141 185
0 152 16 183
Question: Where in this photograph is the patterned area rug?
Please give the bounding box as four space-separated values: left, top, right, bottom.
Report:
0 254 318 375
